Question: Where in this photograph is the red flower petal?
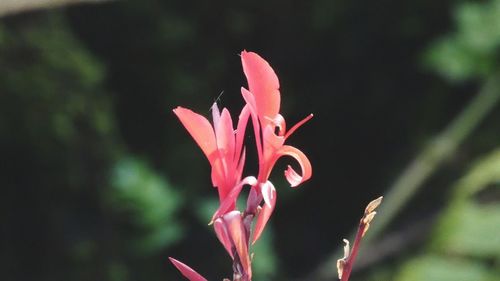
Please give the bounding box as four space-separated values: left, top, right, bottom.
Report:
173 107 217 162
169 257 208 281
261 180 275 208
241 87 263 162
252 181 276 244
277 145 312 187
215 108 235 165
211 176 257 221
235 148 246 184
224 211 251 278
234 105 251 167
213 218 234 259
214 108 237 198
241 51 281 126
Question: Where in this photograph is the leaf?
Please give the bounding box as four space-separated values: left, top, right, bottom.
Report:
432 202 500 259
394 255 492 281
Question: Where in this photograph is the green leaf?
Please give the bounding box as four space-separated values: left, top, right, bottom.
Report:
432 202 500 259
394 255 492 281
453 149 500 199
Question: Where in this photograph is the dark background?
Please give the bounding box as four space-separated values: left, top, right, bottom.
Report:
1 0 500 280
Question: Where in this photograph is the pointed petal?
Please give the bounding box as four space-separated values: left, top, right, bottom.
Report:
224 211 251 277
241 87 263 162
252 181 276 244
241 87 258 114
241 50 281 124
234 105 251 164
211 156 226 190
215 108 235 164
213 108 236 197
278 145 312 187
169 257 208 281
211 102 221 129
213 218 234 258
173 107 217 164
212 176 257 221
235 148 246 182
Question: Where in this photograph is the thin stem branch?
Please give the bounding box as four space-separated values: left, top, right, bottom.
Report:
339 223 365 281
337 197 382 281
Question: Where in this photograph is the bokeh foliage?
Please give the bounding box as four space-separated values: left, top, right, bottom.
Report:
393 149 500 281
425 0 500 82
392 1 500 279
0 12 183 281
359 1 500 280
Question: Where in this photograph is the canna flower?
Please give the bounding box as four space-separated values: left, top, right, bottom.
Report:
240 50 313 242
171 51 313 281
173 103 255 215
172 104 256 280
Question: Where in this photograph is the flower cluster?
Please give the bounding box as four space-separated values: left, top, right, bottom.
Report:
170 51 313 281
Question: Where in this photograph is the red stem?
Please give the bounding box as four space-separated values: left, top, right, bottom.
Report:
340 220 366 281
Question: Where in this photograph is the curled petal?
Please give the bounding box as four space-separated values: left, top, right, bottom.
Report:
169 257 208 281
241 50 281 125
272 114 286 136
173 107 217 163
252 181 276 244
262 124 285 151
277 145 312 187
284 165 302 187
224 211 252 277
261 125 285 179
214 218 234 258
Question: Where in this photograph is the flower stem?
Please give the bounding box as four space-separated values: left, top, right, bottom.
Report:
337 197 382 281
339 222 366 281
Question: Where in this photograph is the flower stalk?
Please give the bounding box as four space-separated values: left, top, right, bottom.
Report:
170 51 312 281
337 196 383 281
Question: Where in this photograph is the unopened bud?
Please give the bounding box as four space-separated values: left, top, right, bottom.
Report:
363 211 377 225
365 196 383 214
362 196 383 237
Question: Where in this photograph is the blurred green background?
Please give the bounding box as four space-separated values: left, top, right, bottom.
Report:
1 0 500 280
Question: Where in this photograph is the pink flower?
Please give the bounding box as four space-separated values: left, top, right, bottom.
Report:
171 51 313 280
240 50 313 242
173 103 252 207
